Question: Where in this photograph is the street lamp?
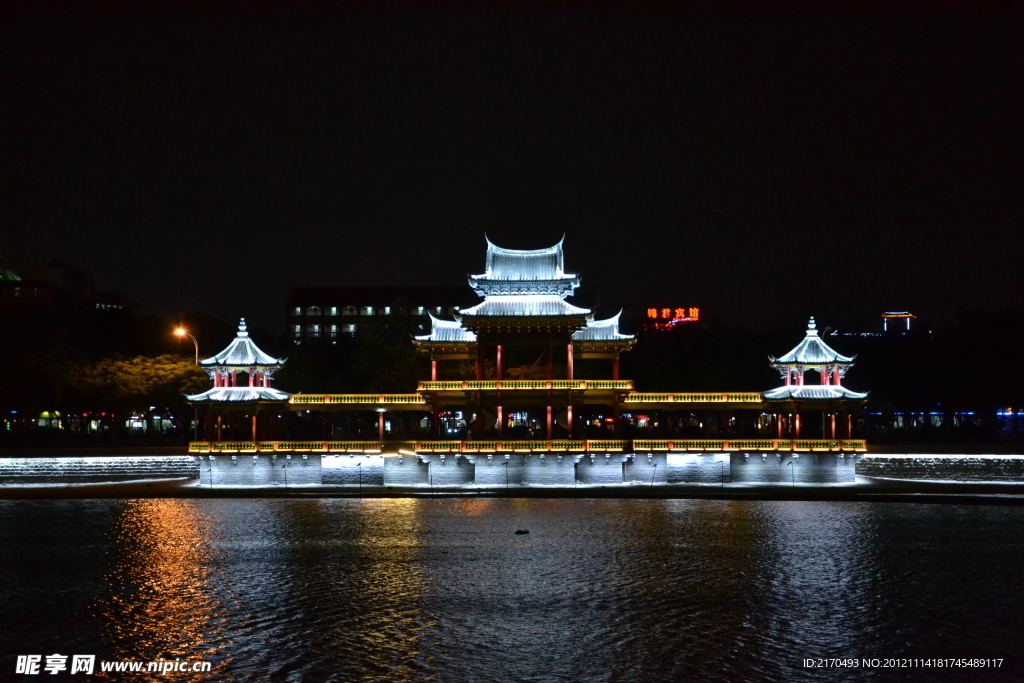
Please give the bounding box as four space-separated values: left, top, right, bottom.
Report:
174 327 199 364
175 327 200 441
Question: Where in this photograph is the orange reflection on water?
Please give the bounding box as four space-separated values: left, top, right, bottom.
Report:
90 499 228 680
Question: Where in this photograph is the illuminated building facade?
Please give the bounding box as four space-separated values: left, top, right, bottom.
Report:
188 238 868 486
286 285 474 344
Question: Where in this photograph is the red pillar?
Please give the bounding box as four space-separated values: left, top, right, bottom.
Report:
566 405 573 438
546 405 553 439
496 344 503 381
847 413 853 438
567 343 574 380
795 414 801 438
497 405 504 437
251 414 257 442
785 369 791 386
216 415 223 442
431 360 437 382
833 368 842 386
249 369 254 387
613 356 620 381
776 413 783 438
830 413 836 439
378 411 385 442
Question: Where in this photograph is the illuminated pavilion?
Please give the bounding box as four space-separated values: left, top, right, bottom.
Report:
187 238 868 486
764 317 868 439
185 319 288 442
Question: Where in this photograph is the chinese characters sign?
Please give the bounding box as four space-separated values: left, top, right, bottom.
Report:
644 307 699 329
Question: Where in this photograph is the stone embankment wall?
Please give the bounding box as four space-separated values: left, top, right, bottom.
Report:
857 455 1024 481
0 456 198 484
6 452 1024 487
730 453 857 483
199 454 321 486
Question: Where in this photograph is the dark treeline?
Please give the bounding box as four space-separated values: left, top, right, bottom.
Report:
3 303 1023 446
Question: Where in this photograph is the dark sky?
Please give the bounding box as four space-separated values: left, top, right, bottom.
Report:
3 6 1022 333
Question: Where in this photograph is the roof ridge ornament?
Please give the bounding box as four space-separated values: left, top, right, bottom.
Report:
238 318 249 337
807 316 818 336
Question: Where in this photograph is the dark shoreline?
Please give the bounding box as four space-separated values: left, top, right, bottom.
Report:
3 476 1024 505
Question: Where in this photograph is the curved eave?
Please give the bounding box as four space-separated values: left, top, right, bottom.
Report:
762 386 869 401
768 356 855 368
186 387 291 403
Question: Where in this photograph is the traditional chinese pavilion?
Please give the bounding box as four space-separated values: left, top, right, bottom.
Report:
188 238 869 487
763 317 867 438
186 319 289 441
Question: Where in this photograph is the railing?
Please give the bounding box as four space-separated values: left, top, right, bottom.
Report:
290 394 426 405
189 438 865 453
417 379 634 391
631 439 867 452
623 392 763 403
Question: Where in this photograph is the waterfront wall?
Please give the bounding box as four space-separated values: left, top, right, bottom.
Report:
576 454 630 485
729 453 857 483
199 454 321 486
466 454 579 487
7 451 1024 488
0 456 198 484
666 454 731 484
322 455 383 486
857 455 1024 481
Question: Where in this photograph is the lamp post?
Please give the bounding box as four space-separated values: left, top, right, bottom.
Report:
174 328 199 364
175 327 200 441
786 459 795 487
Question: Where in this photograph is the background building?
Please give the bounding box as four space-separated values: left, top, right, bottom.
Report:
285 285 477 345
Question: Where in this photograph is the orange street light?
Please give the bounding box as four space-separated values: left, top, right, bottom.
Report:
175 328 199 364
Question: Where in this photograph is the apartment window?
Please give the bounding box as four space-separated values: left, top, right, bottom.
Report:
306 324 321 338
291 325 302 338
415 306 426 315
360 306 374 316
435 306 442 314
342 306 357 316
306 306 321 316
329 324 338 338
344 324 357 335
328 307 338 316
383 306 391 315
292 307 301 316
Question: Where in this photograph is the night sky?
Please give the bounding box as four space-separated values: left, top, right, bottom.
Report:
3 6 1022 333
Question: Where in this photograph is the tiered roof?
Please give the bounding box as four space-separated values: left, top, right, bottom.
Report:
186 319 289 404
769 317 855 367
764 317 867 402
468 236 580 297
199 319 284 369
418 236 635 344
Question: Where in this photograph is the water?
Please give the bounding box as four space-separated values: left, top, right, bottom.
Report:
2 498 1021 682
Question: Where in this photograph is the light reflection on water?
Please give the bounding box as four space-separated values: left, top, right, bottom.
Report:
2 499 1023 682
